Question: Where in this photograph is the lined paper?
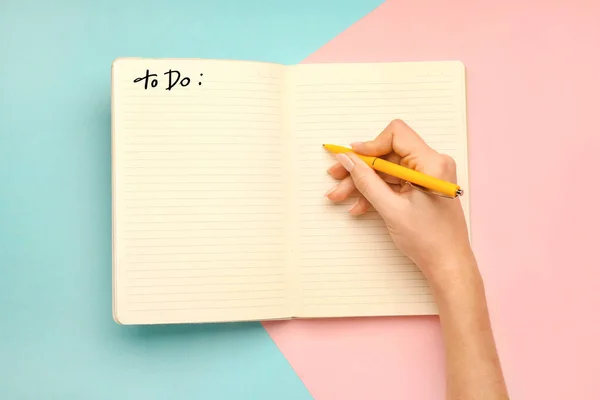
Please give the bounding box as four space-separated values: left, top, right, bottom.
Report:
112 58 292 324
287 62 469 318
113 58 470 323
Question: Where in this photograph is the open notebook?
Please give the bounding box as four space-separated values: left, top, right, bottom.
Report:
111 58 470 324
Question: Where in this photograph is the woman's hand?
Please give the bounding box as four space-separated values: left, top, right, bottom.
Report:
327 121 508 400
325 119 474 286
326 119 509 399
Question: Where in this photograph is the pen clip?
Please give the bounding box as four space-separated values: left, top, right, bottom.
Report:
407 182 463 199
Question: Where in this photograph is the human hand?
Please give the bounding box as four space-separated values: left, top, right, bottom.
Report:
325 119 474 285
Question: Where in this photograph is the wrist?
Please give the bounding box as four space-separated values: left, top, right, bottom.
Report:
421 251 483 301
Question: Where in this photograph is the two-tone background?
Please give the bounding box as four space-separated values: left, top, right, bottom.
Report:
2 1 599 398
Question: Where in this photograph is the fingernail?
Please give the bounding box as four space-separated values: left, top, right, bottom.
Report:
336 154 354 172
348 198 360 212
325 185 337 197
350 142 363 147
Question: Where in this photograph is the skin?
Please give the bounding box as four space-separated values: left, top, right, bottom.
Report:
325 120 509 400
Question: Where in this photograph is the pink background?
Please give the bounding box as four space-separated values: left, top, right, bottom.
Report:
264 0 600 399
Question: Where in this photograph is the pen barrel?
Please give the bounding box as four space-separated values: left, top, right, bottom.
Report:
372 158 461 198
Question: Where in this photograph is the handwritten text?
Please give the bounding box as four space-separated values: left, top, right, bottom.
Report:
133 69 204 90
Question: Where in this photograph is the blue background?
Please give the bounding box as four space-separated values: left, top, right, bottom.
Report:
0 1 382 399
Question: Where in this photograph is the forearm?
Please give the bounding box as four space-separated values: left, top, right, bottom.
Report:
429 257 509 400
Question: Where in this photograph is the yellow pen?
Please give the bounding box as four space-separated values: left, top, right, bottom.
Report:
323 144 463 199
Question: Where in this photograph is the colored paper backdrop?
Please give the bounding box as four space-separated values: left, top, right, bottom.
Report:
2 0 600 399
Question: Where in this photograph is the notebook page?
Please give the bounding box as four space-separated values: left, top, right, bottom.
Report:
112 58 292 324
287 61 469 318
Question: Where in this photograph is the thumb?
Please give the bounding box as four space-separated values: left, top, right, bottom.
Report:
336 153 396 211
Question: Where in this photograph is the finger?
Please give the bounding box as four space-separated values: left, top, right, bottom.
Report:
382 151 403 165
348 195 370 216
325 176 356 202
327 162 349 180
350 119 433 158
391 182 411 194
336 153 395 211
